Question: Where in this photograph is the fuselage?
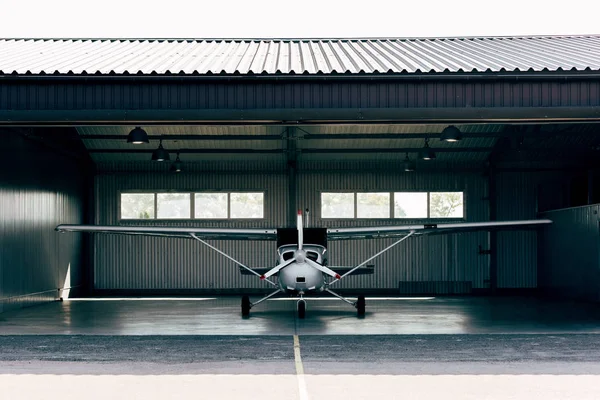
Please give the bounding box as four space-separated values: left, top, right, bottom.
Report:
277 244 327 293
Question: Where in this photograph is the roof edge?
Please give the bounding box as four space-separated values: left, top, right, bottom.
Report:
2 34 600 42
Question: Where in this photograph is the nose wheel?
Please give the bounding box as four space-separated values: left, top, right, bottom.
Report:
297 299 306 319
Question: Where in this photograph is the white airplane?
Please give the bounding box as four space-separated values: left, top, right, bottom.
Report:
56 212 551 318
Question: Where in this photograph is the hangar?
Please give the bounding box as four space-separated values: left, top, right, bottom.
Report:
1 36 600 330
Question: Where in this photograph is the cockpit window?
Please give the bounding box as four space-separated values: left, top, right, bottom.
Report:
306 251 319 262
282 251 294 261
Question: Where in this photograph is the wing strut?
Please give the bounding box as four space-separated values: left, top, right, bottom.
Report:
328 230 416 286
189 233 277 287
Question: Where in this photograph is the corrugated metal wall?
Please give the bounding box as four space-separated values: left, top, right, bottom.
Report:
95 162 496 292
94 166 287 290
0 130 87 313
298 168 490 290
495 171 571 288
1 79 598 111
539 205 600 302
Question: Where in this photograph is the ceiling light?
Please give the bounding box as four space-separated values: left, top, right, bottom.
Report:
418 138 436 160
127 126 149 144
402 153 416 172
151 139 170 162
170 152 183 173
440 125 462 142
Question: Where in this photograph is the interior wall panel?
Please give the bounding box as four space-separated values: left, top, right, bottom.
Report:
495 171 571 289
94 165 493 292
298 169 490 290
539 205 600 302
94 170 287 290
0 129 87 313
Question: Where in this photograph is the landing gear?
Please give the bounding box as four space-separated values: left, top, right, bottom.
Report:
241 295 251 316
297 299 306 319
325 288 366 317
356 295 366 317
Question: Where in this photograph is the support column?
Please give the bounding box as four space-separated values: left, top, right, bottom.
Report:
286 127 299 227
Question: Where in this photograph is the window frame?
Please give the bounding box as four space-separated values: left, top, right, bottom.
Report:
356 192 391 219
320 190 466 220
320 192 357 219
118 190 266 221
428 191 465 219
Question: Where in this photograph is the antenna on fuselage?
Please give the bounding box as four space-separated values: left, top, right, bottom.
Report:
297 209 303 250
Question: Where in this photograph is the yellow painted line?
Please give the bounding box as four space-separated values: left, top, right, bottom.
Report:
293 335 309 400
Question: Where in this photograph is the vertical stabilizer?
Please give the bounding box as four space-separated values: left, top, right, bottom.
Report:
297 210 303 250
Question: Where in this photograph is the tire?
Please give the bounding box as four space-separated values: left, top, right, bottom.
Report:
356 295 366 317
297 299 306 319
241 295 251 317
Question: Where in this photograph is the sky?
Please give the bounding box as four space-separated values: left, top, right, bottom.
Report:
1 0 599 38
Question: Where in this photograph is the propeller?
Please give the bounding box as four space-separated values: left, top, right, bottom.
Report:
305 258 341 280
261 210 340 281
260 257 296 280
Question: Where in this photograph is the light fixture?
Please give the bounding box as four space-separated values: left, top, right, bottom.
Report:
127 126 149 144
418 138 436 160
440 125 462 142
151 139 170 161
170 151 183 173
402 153 416 172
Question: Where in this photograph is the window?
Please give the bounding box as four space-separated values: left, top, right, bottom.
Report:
321 193 354 218
429 192 464 218
394 192 427 218
157 193 191 219
357 192 390 218
120 191 265 220
321 191 464 219
121 193 154 219
230 192 264 219
195 193 228 219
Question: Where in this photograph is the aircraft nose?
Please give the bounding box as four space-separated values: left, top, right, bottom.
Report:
294 249 306 263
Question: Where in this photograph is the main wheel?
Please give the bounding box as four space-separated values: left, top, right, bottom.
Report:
297 299 306 319
241 295 251 316
356 295 366 317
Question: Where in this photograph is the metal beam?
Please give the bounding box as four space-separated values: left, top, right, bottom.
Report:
87 147 493 154
88 149 283 154
1 107 600 125
301 148 491 153
79 134 282 141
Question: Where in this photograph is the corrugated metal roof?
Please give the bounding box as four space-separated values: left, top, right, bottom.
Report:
2 36 600 75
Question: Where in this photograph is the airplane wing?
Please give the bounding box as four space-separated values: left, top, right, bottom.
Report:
326 219 552 240
55 224 277 241
239 265 375 276
330 264 375 276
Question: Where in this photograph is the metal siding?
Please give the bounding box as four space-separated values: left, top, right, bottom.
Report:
2 37 600 75
539 205 600 302
297 169 489 290
495 172 537 288
94 163 490 292
494 171 569 288
94 169 287 290
0 130 87 312
2 80 599 112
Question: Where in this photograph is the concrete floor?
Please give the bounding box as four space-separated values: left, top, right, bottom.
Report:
2 296 600 399
1 296 599 335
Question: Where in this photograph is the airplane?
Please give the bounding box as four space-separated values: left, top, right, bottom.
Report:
56 211 552 318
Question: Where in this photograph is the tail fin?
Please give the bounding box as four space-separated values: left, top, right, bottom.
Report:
297 210 303 250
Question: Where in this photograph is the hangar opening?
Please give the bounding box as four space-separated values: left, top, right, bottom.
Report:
1 36 600 330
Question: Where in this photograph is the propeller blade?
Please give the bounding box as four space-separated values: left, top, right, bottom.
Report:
261 257 296 280
297 210 303 250
305 258 341 280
